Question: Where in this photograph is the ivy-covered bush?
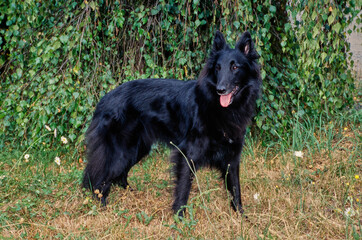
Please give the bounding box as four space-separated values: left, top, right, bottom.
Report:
0 0 360 148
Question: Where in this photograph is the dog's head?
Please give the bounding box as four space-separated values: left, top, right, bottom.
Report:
199 31 260 108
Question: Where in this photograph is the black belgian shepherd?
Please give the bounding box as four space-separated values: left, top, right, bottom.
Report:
83 31 261 216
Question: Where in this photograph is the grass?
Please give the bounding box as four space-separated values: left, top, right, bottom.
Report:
0 111 361 239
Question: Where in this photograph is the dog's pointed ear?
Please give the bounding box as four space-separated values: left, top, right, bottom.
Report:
213 31 226 52
235 31 255 56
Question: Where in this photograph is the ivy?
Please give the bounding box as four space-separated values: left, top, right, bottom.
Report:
0 0 360 148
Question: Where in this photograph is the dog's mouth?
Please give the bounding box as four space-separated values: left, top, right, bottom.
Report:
219 86 239 108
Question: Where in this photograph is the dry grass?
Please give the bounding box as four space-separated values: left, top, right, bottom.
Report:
0 125 360 239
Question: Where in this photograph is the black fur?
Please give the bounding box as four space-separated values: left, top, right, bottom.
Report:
83 31 261 216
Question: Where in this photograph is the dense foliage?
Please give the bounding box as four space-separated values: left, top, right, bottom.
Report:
0 0 360 148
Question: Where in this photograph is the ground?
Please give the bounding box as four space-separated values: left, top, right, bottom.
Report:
0 118 360 239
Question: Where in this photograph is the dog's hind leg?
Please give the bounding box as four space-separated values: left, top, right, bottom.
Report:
112 137 152 190
111 153 136 190
113 172 130 189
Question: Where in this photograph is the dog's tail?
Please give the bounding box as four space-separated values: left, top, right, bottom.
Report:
82 112 114 192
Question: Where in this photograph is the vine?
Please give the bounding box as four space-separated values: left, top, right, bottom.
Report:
0 0 360 148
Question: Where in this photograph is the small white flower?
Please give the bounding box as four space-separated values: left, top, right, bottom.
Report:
253 193 260 202
344 207 355 217
45 125 51 131
293 151 303 158
55 157 61 166
54 128 57 138
24 154 30 160
0 175 5 180
61 136 68 144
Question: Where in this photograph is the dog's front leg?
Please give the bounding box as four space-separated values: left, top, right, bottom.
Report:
171 151 195 217
223 161 243 214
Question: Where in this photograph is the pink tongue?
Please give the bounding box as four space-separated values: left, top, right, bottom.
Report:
220 93 232 107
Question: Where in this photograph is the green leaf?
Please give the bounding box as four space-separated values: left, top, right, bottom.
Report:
59 35 69 43
284 23 291 32
321 52 327 62
151 8 159 15
322 14 328 21
269 5 276 13
195 19 201 27
16 68 23 78
53 41 61 50
332 22 341 33
261 69 266 79
89 1 96 11
328 15 335 25
233 21 240 29
312 26 319 38
179 58 187 65
29 70 35 77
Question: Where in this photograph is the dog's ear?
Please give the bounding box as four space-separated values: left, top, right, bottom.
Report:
236 31 259 59
213 31 226 52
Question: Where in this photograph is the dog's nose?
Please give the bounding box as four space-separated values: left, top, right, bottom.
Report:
217 88 226 95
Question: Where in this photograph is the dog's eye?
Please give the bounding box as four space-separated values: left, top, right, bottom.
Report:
232 65 238 71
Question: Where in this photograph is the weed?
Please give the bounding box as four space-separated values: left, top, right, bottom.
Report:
136 211 153 226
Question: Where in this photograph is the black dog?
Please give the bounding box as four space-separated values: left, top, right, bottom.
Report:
83 31 261 216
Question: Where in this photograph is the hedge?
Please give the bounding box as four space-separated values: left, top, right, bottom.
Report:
0 0 360 148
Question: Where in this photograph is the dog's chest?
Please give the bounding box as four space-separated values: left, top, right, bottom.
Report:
222 130 236 144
